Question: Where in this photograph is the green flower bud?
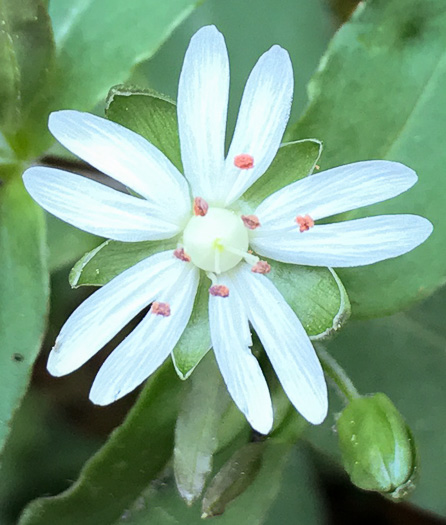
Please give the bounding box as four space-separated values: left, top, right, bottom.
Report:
336 393 417 500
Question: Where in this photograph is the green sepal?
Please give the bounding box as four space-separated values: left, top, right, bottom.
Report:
172 274 211 379
268 262 350 339
106 84 182 170
236 139 322 213
69 238 178 288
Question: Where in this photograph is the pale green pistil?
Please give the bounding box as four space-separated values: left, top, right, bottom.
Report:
183 207 250 273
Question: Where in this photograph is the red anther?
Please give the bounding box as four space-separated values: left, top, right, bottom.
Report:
241 214 261 230
251 260 271 274
209 285 229 297
296 214 314 232
151 301 171 317
173 247 191 262
193 196 209 216
234 154 254 169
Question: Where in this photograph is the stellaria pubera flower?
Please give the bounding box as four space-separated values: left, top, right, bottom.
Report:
23 26 432 434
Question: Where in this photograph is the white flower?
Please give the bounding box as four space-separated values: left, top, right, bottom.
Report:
23 26 432 435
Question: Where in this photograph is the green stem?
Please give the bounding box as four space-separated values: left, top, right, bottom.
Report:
315 344 360 403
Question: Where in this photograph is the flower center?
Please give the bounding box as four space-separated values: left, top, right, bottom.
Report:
183 207 250 273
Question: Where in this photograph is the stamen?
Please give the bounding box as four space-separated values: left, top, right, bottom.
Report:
296 214 314 232
193 197 209 216
241 215 261 230
151 301 171 317
209 285 229 297
251 260 271 274
224 245 259 266
173 247 191 262
234 154 254 170
315 164 320 170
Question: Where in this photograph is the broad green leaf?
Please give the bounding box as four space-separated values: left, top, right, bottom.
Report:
106 85 182 171
18 364 184 525
290 0 446 318
0 0 54 135
174 354 227 504
307 286 446 517
0 174 49 452
172 275 211 378
236 139 322 213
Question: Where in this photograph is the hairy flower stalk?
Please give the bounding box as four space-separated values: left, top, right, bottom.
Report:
23 26 432 434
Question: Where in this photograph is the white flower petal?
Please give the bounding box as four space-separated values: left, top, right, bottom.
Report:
209 274 273 434
89 262 199 405
177 25 229 201
255 161 418 229
230 265 327 425
49 110 190 223
23 167 184 241
221 45 293 205
47 251 186 376
251 215 433 267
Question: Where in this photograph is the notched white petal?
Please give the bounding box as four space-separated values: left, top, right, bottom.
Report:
177 25 229 201
49 110 191 224
47 252 186 377
230 265 328 425
255 160 418 231
89 263 199 405
252 215 433 267
221 45 293 205
23 167 184 241
209 274 273 434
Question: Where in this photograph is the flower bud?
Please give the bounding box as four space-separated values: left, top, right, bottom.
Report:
336 393 417 500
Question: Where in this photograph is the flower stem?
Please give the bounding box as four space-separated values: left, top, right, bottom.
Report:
315 344 360 403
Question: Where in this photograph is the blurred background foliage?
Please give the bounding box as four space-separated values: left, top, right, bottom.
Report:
0 0 445 524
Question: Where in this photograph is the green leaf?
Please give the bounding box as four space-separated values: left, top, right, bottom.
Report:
0 174 49 452
174 354 227 504
18 364 184 525
290 0 446 318
236 139 322 212
106 85 182 171
0 0 54 134
268 263 350 339
172 275 211 378
16 0 204 157
308 286 446 517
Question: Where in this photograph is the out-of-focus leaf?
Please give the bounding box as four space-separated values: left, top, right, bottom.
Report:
17 0 204 157
0 174 49 452
308 286 446 517
106 85 182 171
113 443 294 524
290 0 446 318
18 365 184 525
0 0 54 135
174 354 227 504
